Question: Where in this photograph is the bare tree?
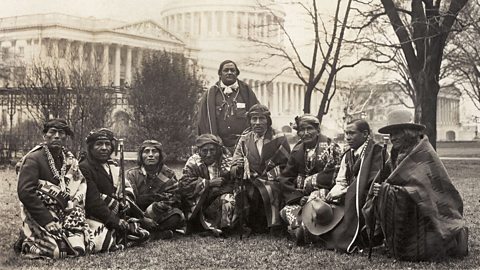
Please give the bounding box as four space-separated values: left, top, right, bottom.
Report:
18 55 114 155
251 0 392 124
445 0 480 111
372 0 469 148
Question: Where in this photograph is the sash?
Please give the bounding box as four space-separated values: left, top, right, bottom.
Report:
37 179 70 209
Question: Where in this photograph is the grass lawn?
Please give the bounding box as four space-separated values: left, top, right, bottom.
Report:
0 160 479 269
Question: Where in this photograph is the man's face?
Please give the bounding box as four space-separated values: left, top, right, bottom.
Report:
91 139 113 162
389 129 405 150
345 123 368 150
220 62 238 86
44 127 67 150
250 115 268 136
199 143 219 166
297 122 320 145
142 146 161 166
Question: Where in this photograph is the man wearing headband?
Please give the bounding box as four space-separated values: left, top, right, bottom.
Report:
231 104 291 235
363 110 468 261
126 140 185 240
179 134 236 236
278 114 342 245
16 118 93 258
197 60 259 152
80 128 149 252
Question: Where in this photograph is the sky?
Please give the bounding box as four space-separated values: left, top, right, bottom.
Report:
0 0 168 22
0 0 381 81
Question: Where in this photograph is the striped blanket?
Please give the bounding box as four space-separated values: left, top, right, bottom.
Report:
363 136 468 261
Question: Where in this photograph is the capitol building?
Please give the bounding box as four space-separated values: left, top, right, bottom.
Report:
0 0 473 140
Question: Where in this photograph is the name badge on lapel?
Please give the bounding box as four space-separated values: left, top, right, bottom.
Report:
237 103 246 109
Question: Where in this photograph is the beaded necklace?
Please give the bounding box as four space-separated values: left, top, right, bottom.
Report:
43 144 67 191
304 142 319 175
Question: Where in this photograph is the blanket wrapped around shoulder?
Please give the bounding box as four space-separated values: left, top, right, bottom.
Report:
364 136 468 261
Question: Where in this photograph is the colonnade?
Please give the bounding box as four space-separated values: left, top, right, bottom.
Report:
245 79 305 116
437 97 460 125
2 38 145 87
163 10 284 42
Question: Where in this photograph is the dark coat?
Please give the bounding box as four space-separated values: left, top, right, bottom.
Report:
79 157 120 230
320 140 384 252
197 80 258 146
279 138 342 205
17 146 64 227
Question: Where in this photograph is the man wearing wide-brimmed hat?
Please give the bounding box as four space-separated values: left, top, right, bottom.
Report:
16 118 94 258
363 110 468 261
278 114 342 245
179 134 236 236
126 140 186 240
231 104 291 235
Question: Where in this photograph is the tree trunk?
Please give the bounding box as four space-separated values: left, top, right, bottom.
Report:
413 71 438 149
304 84 314 114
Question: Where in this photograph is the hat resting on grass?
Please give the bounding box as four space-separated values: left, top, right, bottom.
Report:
302 197 344 235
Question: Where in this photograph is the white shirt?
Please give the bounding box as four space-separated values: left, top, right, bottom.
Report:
254 133 264 157
329 140 368 196
220 80 239 95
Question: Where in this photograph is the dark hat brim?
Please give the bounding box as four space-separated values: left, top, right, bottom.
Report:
301 198 345 236
378 123 426 134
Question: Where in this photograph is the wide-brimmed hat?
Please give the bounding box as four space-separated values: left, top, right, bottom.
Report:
378 110 426 134
301 198 344 235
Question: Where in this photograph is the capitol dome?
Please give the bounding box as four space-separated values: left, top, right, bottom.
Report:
161 0 285 45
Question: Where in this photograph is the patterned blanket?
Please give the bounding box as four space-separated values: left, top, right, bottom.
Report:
363 136 468 261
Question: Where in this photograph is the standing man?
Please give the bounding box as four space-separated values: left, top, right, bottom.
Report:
80 128 149 252
16 119 93 259
197 60 259 152
126 140 186 240
314 119 384 252
231 104 291 235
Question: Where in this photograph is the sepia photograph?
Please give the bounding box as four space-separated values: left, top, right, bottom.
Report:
0 0 478 269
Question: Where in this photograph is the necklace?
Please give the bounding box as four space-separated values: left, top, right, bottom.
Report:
43 144 67 191
304 143 319 175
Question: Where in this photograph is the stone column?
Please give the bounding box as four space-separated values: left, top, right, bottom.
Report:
65 41 71 61
181 13 185 35
222 11 227 35
289 84 294 113
137 48 143 68
260 82 265 105
273 82 280 116
89 43 95 66
292 84 298 114
234 12 239 36
51 39 58 59
201 12 207 36
212 11 217 36
190 12 195 36
126 46 132 85
78 41 84 66
114 44 121 87
102 43 109 86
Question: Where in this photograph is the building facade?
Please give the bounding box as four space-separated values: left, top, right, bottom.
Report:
0 1 475 141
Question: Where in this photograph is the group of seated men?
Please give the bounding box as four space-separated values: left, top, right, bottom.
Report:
15 103 468 262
